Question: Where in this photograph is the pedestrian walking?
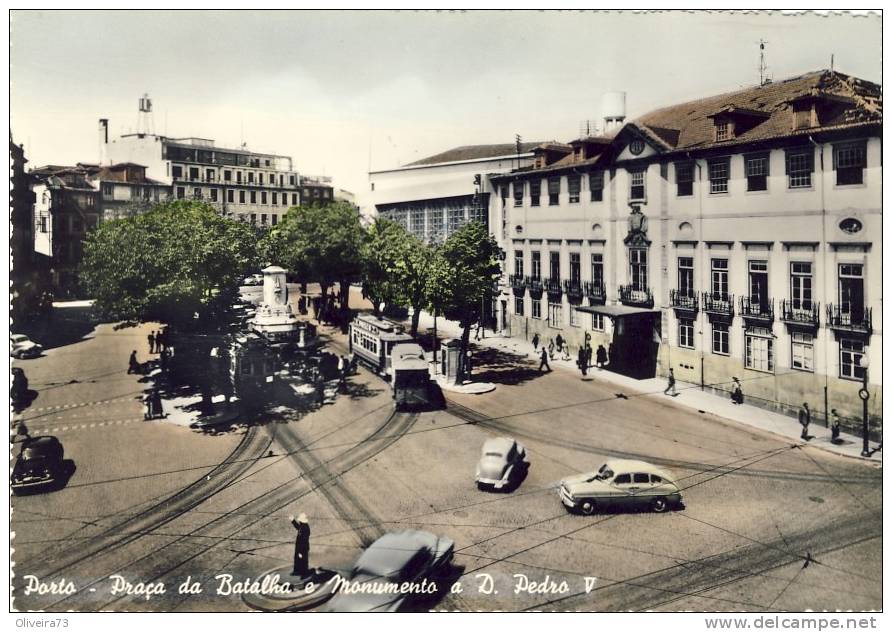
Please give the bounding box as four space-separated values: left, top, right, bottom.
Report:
830 409 843 444
127 350 140 374
798 402 811 440
159 347 170 372
596 344 607 369
730 377 744 405
561 343 571 362
148 331 156 354
664 368 677 396
555 333 564 351
532 333 540 352
538 346 551 372
289 513 311 577
584 343 592 371
547 338 555 360
577 346 588 377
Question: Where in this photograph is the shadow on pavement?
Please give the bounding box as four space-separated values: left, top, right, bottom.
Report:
467 345 545 386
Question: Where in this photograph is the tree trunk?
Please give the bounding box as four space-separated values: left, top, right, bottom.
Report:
410 303 422 337
318 283 329 322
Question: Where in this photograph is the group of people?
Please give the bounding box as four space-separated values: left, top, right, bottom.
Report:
147 328 170 355
532 332 608 376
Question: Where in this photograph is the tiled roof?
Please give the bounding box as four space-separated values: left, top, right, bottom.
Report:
404 142 542 167
632 69 881 153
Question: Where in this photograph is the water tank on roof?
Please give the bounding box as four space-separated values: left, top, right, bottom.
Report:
601 92 627 133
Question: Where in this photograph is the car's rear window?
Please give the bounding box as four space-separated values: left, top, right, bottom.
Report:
651 475 663 483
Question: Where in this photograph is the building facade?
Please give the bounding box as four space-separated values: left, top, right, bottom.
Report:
491 70 881 434
103 123 301 228
32 166 101 297
301 174 335 206
364 143 540 244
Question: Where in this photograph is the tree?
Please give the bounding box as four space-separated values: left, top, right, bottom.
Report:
81 200 259 412
260 201 364 322
361 218 434 334
82 199 258 325
426 221 502 379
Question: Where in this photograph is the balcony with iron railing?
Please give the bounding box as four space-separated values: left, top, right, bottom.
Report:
526 275 543 293
669 289 699 312
739 297 774 323
702 292 734 317
826 304 872 335
584 281 606 304
618 284 653 308
509 274 527 290
543 277 562 295
780 300 820 328
563 278 584 300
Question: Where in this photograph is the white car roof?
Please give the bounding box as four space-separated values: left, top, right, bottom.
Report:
604 459 676 481
482 437 516 454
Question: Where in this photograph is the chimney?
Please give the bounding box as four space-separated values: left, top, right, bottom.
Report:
601 92 627 134
98 118 109 164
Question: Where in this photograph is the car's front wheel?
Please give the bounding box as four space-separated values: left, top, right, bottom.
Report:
652 497 669 513
579 499 597 515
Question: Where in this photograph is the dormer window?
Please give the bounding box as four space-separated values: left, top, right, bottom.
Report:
792 103 814 130
715 120 730 141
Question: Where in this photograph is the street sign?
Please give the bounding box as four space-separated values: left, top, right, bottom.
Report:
858 387 870 401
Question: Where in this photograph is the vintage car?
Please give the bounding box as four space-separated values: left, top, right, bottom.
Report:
475 436 529 491
10 334 43 359
320 530 454 612
11 436 65 494
559 459 682 514
242 273 264 286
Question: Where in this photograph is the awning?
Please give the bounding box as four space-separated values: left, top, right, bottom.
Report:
575 304 660 319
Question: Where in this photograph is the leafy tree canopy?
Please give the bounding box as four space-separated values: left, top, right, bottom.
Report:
259 201 364 291
81 200 258 326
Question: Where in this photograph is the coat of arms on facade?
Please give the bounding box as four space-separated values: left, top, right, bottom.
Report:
624 203 650 246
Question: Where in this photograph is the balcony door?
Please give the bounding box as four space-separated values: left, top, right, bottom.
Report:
630 248 648 292
838 264 864 322
749 260 768 308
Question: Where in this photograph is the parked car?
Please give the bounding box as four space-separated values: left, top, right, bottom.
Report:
11 436 65 494
10 334 42 359
320 530 454 612
559 459 682 515
475 436 529 491
242 274 264 286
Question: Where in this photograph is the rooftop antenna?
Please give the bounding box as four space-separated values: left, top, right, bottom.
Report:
758 39 771 86
830 53 835 73
515 133 522 169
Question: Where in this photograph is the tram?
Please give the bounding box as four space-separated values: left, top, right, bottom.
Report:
348 314 413 377
390 343 438 410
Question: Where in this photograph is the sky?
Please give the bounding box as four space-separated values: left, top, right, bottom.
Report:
10 10 882 197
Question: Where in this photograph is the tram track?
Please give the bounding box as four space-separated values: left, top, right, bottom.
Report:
444 400 880 486
18 424 274 582
31 405 416 612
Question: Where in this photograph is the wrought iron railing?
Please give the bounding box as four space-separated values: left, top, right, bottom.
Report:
702 292 734 316
563 279 583 299
584 281 606 304
618 284 653 308
780 300 820 328
826 304 871 334
669 289 698 311
739 297 774 321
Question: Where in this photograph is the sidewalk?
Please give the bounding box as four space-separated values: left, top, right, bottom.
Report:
413 310 881 463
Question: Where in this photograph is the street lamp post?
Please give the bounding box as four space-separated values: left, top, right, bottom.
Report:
858 355 870 458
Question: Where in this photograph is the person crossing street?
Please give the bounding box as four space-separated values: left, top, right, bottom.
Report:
538 346 551 372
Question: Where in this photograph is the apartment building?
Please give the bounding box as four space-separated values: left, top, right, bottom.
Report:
102 120 301 228
301 174 335 206
491 70 882 431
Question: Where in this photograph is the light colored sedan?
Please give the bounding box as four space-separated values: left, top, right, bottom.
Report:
10 334 42 359
475 436 529 491
559 459 682 515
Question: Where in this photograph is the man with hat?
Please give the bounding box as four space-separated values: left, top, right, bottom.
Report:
289 513 311 577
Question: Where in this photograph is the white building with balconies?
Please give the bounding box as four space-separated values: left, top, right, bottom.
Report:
490 69 882 434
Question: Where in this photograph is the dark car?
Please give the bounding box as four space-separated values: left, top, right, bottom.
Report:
320 530 454 612
11 436 65 495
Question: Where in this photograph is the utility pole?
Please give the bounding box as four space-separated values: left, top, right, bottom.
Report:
515 134 522 170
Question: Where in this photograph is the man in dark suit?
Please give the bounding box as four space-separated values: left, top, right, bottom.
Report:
290 513 311 577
